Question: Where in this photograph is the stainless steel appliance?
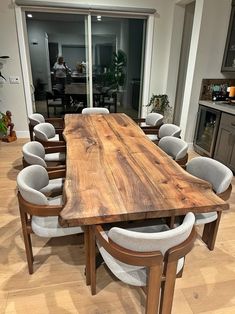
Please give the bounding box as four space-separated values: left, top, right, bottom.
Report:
194 105 221 157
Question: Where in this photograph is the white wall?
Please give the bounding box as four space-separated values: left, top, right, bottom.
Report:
180 0 233 143
0 0 28 136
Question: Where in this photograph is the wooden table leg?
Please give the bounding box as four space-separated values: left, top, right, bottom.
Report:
202 211 222 251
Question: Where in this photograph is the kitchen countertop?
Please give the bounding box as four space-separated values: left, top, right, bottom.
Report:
199 100 235 115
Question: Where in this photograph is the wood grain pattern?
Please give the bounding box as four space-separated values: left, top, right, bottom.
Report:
60 113 228 226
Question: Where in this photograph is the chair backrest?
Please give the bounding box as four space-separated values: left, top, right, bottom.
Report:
82 107 110 114
22 141 47 168
34 122 56 141
28 113 45 126
145 113 163 127
108 212 195 255
186 157 233 194
159 124 181 139
17 165 49 205
158 136 188 161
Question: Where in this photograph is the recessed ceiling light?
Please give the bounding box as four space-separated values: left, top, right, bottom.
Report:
27 14 33 18
97 15 102 21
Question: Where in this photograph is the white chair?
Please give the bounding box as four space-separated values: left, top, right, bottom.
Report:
22 141 66 171
158 136 188 167
28 113 64 141
17 165 83 274
34 122 65 147
186 156 233 250
82 107 110 114
147 123 181 142
91 213 196 314
141 113 163 128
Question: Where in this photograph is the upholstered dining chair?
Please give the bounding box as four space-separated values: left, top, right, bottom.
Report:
135 113 163 136
90 212 196 314
82 107 110 114
28 113 64 141
17 165 83 274
34 122 65 147
22 141 66 171
186 157 233 250
158 136 189 167
147 123 181 143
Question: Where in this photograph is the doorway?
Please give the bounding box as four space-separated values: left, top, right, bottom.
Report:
25 10 146 118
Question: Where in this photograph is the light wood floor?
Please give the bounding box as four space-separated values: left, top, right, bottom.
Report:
1 139 235 314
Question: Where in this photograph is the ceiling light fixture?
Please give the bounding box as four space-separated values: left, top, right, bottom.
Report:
97 15 102 21
27 14 33 18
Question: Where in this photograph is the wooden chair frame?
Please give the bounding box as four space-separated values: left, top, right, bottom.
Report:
134 118 162 136
201 183 232 250
17 169 65 274
22 146 66 172
89 224 196 314
29 117 64 141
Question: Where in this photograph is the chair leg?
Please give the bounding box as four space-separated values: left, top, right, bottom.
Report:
145 265 162 314
202 211 221 251
90 227 97 295
159 261 177 314
84 226 91 286
22 226 34 274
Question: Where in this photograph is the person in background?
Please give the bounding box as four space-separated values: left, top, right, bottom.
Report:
53 56 70 87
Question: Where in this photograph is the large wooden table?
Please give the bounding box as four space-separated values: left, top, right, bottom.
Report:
59 113 229 292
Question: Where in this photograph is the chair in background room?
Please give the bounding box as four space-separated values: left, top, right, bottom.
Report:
134 113 163 136
22 141 66 171
34 122 65 147
17 165 83 274
28 113 64 141
186 156 233 250
90 212 196 314
100 89 117 113
82 107 110 114
46 90 65 118
158 136 189 167
147 123 181 143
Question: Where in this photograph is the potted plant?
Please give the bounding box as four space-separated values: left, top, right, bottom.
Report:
147 94 170 115
0 112 7 139
104 50 127 90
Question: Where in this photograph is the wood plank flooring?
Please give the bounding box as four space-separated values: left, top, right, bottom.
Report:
0 139 235 313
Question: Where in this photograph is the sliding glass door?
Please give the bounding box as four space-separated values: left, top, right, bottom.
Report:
91 16 146 118
25 11 146 118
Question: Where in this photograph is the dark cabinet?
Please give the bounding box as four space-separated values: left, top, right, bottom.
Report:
214 112 235 171
222 0 235 71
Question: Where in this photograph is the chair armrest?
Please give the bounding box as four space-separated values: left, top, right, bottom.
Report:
165 227 196 262
45 146 66 154
133 118 145 125
35 137 66 147
217 184 232 201
46 165 66 172
141 127 160 135
45 118 64 129
48 169 66 179
94 225 163 267
18 192 63 216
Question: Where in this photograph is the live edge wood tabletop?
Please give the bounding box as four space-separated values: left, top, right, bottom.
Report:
59 113 229 292
59 113 228 227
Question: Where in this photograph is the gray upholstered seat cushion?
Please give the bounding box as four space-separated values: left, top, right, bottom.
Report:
195 212 218 225
147 134 159 141
44 152 66 162
40 178 64 195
